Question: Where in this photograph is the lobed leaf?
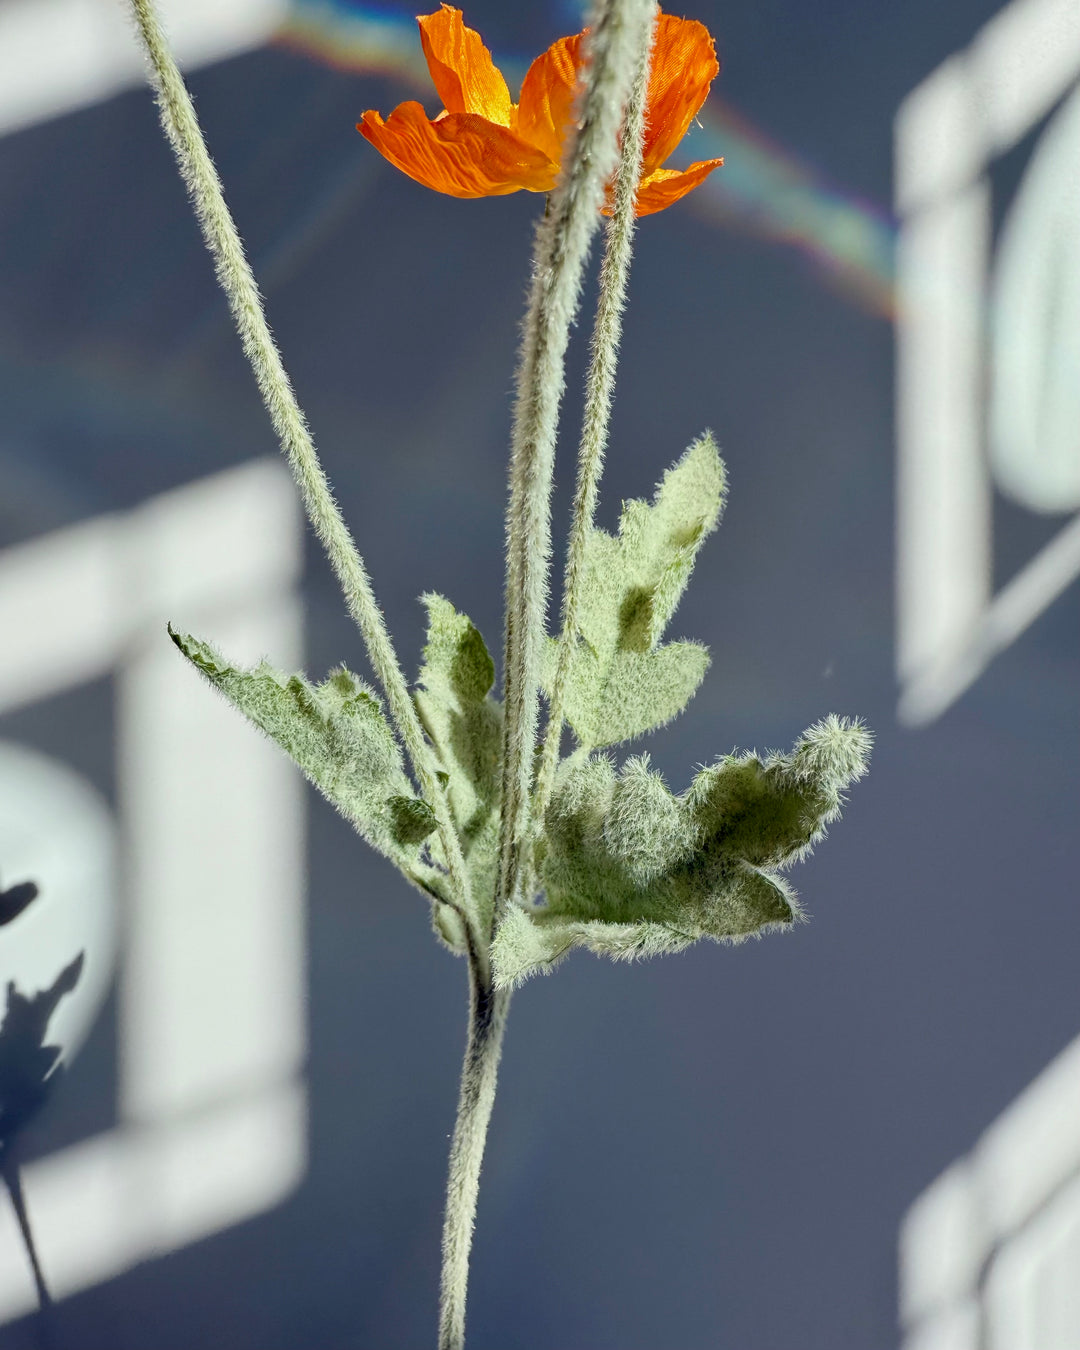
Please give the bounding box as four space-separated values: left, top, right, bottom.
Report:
543 433 726 749
170 627 437 882
494 715 870 988
685 714 874 867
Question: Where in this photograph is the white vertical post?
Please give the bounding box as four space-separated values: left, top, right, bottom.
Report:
0 461 308 1319
895 60 992 712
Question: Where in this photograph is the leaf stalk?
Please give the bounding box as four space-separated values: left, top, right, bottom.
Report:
497 0 656 931
127 0 475 934
533 2 658 830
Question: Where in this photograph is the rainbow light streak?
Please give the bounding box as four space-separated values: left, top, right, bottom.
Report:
684 100 897 318
276 0 898 317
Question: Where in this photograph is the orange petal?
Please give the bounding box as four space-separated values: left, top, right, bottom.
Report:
631 158 723 217
515 31 585 165
358 103 558 197
641 14 719 178
417 5 513 126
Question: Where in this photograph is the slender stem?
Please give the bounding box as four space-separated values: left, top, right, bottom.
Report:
2 1152 52 1313
533 4 657 829
127 0 474 927
438 961 510 1350
497 0 655 931
444 6 651 1339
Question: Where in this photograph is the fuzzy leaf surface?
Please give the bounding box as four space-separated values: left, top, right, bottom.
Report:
413 595 503 934
544 433 726 749
170 628 438 882
545 640 710 749
494 715 871 988
387 795 439 845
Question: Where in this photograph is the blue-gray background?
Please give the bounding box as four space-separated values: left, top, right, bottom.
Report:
1 0 1078 1346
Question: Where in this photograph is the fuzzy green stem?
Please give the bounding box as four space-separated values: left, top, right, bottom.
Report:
127 0 474 928
497 0 656 930
533 4 657 828
438 963 510 1350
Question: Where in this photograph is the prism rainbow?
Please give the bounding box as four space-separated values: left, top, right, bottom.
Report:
276 0 897 317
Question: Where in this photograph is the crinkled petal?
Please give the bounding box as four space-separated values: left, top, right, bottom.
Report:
641 15 719 178
631 158 723 216
515 32 584 165
358 103 557 197
418 5 513 126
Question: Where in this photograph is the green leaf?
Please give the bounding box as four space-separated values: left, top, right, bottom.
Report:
601 753 693 885
414 595 501 828
387 795 438 846
495 715 871 988
546 640 711 750
685 714 874 867
433 901 469 955
544 433 726 749
491 905 696 991
170 626 416 866
539 751 803 936
413 595 503 924
575 433 726 655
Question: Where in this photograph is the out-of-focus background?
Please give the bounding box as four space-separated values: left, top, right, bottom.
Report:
0 0 1077 1347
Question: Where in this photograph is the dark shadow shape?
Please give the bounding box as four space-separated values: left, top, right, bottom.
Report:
0 952 85 1143
0 875 40 927
0 950 86 1339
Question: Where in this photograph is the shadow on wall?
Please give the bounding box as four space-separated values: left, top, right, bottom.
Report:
0 871 86 1319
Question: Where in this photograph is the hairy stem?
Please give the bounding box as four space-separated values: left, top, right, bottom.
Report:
497 0 655 931
127 0 473 926
438 963 510 1350
533 3 657 828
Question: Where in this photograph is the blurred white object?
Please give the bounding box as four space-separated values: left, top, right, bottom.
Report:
0 741 118 1080
900 1033 1080 1350
0 460 306 1320
989 82 1080 514
0 0 288 138
894 0 1080 726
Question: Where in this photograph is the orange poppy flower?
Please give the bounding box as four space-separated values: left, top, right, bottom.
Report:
357 6 722 217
